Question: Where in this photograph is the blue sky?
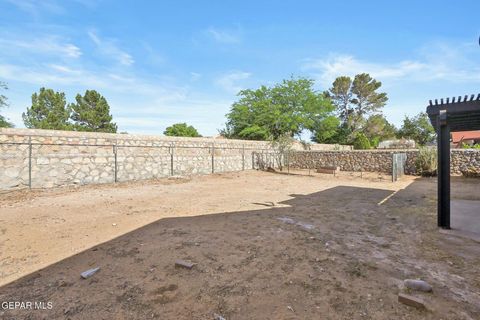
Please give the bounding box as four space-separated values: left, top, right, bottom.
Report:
1 0 479 137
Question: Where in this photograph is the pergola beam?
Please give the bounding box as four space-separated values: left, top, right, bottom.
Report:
437 110 450 228
426 93 480 229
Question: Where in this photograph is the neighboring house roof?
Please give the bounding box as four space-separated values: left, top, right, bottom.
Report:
451 130 480 144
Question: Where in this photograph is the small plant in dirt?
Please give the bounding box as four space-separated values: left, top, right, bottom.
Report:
345 261 365 278
269 133 295 171
415 147 437 176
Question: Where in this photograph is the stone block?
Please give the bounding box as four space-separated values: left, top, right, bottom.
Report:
37 157 50 165
4 167 20 178
94 157 108 164
398 293 426 309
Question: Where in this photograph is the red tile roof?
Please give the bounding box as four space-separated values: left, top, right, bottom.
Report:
451 130 480 143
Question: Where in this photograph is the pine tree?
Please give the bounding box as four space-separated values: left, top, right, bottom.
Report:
0 82 14 128
70 90 117 133
22 88 71 130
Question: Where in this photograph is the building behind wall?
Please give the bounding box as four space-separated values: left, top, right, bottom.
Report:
451 130 480 148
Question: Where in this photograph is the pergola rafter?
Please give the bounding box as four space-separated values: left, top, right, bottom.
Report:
426 93 480 229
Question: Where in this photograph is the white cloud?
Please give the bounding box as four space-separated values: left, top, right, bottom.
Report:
0 62 189 100
206 27 241 44
48 64 77 73
0 63 112 90
190 72 201 81
5 0 100 15
0 36 82 58
302 42 480 88
303 55 426 87
88 30 134 66
142 42 165 66
215 71 251 93
5 0 65 15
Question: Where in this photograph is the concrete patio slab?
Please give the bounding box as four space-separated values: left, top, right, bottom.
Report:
451 199 480 235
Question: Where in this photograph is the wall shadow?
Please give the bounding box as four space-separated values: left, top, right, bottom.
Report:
2 178 476 319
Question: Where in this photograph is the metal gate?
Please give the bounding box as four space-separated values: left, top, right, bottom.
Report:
392 153 407 182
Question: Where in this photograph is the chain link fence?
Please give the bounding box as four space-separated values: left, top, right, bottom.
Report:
0 141 278 190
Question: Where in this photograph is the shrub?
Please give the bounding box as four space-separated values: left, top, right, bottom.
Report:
461 143 480 149
353 133 371 150
269 133 294 171
415 147 437 176
370 136 380 148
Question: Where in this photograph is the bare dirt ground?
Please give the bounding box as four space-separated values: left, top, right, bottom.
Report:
0 170 479 319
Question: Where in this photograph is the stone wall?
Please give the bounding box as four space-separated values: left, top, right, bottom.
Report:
288 150 418 174
451 149 480 175
291 141 353 151
288 149 480 175
0 128 276 190
2 128 479 190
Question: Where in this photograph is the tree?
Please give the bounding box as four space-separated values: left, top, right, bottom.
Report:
164 123 201 137
23 88 71 130
397 112 435 146
318 123 353 145
351 73 388 125
363 114 397 147
70 90 117 133
0 82 14 128
326 73 388 137
224 77 335 140
235 125 269 140
353 132 371 150
310 115 340 143
324 76 353 125
269 133 295 171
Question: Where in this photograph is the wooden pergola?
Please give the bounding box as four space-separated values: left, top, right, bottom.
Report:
426 94 480 229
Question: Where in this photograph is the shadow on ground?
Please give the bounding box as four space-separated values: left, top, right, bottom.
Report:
1 178 479 320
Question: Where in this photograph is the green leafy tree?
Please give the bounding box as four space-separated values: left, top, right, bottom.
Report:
23 88 71 130
236 125 269 140
70 90 117 133
353 132 372 150
397 112 435 146
363 114 397 147
325 73 388 140
164 123 201 137
321 123 353 145
224 77 334 140
311 115 340 143
0 82 14 128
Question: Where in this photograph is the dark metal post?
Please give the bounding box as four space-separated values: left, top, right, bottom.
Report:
28 136 32 189
252 152 255 169
113 145 118 183
438 110 450 229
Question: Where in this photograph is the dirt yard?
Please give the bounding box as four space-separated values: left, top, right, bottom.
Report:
0 170 479 319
